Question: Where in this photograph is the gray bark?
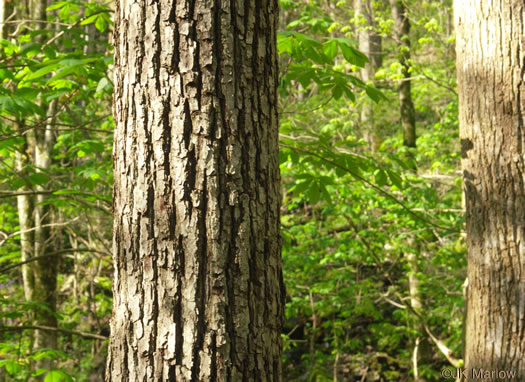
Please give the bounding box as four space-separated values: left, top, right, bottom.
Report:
107 0 284 380
355 0 383 151
455 0 525 379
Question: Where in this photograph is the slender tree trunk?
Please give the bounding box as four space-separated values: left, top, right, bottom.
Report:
355 0 382 151
12 0 60 366
391 0 416 149
455 0 525 378
107 0 284 380
390 1 429 379
32 100 58 354
0 0 4 39
15 122 35 303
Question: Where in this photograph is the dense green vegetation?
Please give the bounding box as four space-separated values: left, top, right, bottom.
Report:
0 0 464 380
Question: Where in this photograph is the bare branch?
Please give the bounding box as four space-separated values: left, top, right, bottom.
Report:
0 325 107 341
0 218 79 247
0 248 111 273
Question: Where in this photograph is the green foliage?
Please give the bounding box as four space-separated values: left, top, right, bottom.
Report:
0 0 114 380
0 0 464 380
278 0 463 380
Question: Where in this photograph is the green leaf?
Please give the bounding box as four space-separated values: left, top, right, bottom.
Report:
32 369 48 377
323 40 338 60
306 182 320 204
20 42 42 57
32 348 71 361
44 90 69 102
96 77 110 94
365 85 387 103
386 169 403 189
80 14 99 26
95 16 108 32
0 69 14 81
319 183 332 204
12 96 45 116
52 189 80 196
5 360 21 376
46 1 68 11
332 84 343 100
375 170 388 187
43 45 57 59
58 58 84 67
342 86 355 101
279 150 289 164
58 4 71 21
44 370 73 382
0 252 20 264
277 33 294 54
292 178 312 194
338 42 368 67
28 172 50 186
26 63 59 80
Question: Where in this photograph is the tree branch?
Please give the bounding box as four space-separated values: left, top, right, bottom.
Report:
0 248 111 273
0 325 107 341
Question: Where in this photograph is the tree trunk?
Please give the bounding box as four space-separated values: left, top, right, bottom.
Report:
15 122 35 304
107 0 284 381
32 100 58 354
391 0 416 149
390 2 429 379
12 0 60 366
355 0 383 151
455 0 525 378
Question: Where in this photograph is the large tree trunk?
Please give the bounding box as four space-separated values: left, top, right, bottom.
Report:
455 0 525 378
107 0 284 380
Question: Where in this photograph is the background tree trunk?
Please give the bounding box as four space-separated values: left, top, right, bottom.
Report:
107 0 284 380
15 122 35 304
11 0 60 369
455 0 525 378
390 2 429 379
32 100 58 355
355 0 382 151
391 0 416 149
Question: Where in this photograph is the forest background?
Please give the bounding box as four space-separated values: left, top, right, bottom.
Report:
0 0 465 381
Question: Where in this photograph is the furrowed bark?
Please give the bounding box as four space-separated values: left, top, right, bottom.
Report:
107 0 284 380
455 0 525 379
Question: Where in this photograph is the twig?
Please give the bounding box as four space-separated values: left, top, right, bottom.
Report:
421 71 457 96
281 96 334 115
0 248 111 273
0 190 55 199
0 325 107 341
381 293 463 368
0 218 79 246
42 10 112 50
0 190 111 205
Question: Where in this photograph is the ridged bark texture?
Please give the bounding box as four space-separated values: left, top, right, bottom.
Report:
107 0 284 381
455 0 525 379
